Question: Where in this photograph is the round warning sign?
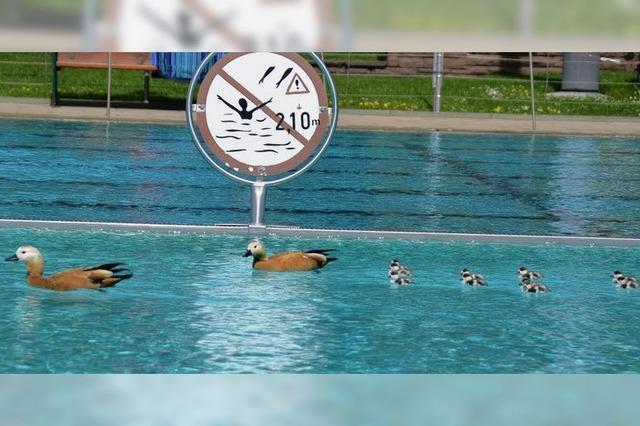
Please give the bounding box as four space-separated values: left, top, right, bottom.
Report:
196 53 330 177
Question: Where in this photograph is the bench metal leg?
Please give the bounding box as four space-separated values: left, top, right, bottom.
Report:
51 52 59 107
143 70 150 103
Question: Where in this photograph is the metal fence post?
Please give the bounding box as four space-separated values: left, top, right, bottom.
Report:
529 52 536 131
433 52 444 113
106 52 113 120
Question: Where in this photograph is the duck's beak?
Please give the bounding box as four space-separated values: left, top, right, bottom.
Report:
242 250 252 258
5 254 18 262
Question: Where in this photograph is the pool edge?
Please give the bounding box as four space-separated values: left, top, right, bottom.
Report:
2 104 640 137
1 219 639 247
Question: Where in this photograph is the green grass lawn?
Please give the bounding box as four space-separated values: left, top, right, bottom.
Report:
0 53 51 98
334 71 640 117
1 53 638 117
0 53 190 103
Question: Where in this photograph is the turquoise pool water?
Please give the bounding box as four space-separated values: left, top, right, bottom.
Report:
1 119 639 237
1 228 639 373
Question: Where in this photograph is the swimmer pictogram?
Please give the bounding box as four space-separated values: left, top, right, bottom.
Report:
216 95 273 120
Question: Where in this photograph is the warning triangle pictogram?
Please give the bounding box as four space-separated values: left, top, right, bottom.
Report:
285 73 310 95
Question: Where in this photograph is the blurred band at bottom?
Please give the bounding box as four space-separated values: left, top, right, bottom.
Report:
1 375 638 425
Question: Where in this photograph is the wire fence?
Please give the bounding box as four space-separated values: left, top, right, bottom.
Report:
0 52 639 120
328 52 640 118
0 53 51 98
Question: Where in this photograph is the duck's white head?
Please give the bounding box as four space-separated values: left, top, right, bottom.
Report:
5 246 42 263
243 240 266 259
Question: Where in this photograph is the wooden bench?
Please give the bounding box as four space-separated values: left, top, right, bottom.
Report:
51 52 159 106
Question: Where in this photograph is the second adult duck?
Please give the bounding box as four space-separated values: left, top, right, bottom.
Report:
243 240 337 272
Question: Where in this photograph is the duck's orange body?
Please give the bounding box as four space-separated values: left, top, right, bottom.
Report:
6 246 133 291
26 265 130 291
253 251 333 271
243 240 336 272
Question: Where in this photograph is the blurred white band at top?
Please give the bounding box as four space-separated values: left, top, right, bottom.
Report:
0 0 638 51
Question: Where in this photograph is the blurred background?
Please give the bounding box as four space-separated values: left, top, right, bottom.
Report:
1 2 639 424
1 375 639 425
0 0 638 51
1 52 638 119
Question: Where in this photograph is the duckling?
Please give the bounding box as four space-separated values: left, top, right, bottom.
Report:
392 277 413 286
459 269 486 286
615 275 629 288
461 274 486 287
612 270 625 285
526 282 549 293
620 272 640 287
388 258 413 284
388 258 412 277
5 246 133 291
243 240 336 271
460 272 472 285
520 277 549 293
614 274 639 289
612 271 639 288
389 269 413 285
389 258 400 269
518 266 543 281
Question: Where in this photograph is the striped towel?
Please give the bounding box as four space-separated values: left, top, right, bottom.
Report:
151 52 225 81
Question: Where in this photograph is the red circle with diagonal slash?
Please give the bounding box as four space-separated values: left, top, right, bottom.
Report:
196 52 330 177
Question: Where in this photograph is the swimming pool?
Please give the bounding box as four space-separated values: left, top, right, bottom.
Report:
1 227 639 373
1 118 639 237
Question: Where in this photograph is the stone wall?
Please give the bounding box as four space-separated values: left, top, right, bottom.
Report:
325 53 640 77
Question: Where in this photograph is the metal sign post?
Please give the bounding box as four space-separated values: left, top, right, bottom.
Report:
186 52 338 230
249 178 267 229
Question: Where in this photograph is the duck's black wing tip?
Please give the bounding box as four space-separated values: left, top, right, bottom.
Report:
84 262 126 272
305 249 337 255
98 272 134 289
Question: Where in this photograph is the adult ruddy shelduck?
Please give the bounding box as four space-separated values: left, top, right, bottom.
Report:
5 246 133 291
243 240 336 271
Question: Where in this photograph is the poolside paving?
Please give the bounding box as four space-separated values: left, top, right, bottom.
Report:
0 98 639 136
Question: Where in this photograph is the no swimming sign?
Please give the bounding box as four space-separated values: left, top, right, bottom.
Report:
196 53 330 177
